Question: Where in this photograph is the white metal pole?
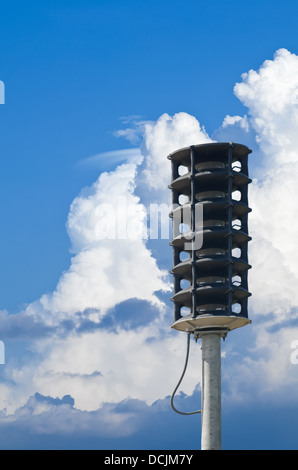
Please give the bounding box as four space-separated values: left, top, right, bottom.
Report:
201 332 222 450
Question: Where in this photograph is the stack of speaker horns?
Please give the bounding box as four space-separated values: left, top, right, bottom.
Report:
168 142 252 332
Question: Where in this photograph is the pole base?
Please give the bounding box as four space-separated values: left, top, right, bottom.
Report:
171 314 251 334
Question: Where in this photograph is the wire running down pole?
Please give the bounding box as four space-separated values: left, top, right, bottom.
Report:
170 332 201 416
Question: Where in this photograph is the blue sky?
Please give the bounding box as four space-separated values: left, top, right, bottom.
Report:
1 0 298 450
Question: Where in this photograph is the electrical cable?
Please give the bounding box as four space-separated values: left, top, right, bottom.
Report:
170 332 201 416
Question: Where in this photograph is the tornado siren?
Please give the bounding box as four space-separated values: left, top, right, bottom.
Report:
168 142 252 335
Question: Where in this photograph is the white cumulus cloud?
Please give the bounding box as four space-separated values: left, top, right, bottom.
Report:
3 48 298 428
26 160 169 326
234 49 298 324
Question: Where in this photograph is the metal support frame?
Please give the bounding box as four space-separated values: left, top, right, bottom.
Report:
190 146 197 318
